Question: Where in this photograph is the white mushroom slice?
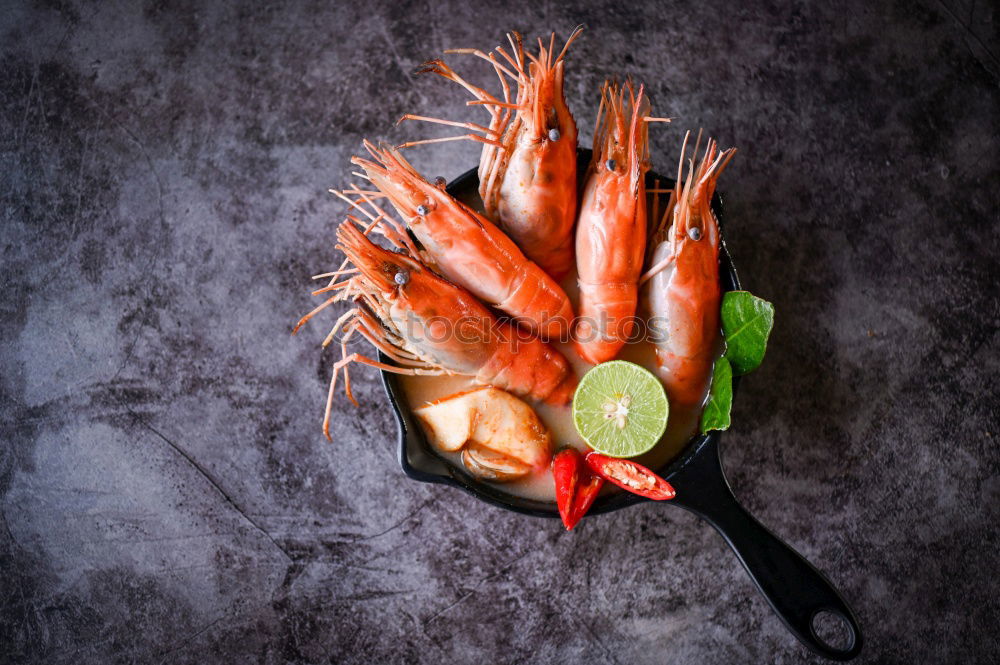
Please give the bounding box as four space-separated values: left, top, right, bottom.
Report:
414 386 552 469
413 389 478 452
462 444 533 483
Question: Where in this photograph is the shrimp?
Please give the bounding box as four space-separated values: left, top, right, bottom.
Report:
401 28 583 279
295 220 577 439
347 141 574 340
642 131 736 406
574 81 667 364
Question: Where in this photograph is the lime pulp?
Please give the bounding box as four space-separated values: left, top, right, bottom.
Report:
571 360 669 458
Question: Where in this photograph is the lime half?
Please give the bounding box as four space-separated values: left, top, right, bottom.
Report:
572 360 669 458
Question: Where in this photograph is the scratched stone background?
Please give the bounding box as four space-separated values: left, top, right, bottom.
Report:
1 0 998 663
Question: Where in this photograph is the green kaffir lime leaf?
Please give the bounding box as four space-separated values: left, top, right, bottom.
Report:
721 291 775 375
700 356 733 433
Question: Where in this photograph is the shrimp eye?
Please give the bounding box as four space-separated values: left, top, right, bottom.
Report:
394 270 410 285
688 226 702 241
548 128 561 141
416 204 430 216
605 159 616 172
434 176 447 188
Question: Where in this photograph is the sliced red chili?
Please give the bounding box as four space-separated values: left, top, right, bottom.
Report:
553 449 606 530
568 472 604 527
584 452 676 501
552 449 579 529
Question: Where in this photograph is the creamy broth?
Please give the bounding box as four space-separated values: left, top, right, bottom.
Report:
399 272 709 503
397 181 711 504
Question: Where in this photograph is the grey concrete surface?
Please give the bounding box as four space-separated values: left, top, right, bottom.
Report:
2 1 998 663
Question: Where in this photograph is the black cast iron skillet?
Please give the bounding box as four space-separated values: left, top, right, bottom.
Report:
378 151 863 660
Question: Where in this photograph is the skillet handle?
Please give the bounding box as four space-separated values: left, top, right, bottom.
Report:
669 433 863 660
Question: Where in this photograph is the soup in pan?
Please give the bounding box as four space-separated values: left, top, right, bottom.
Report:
399 264 714 504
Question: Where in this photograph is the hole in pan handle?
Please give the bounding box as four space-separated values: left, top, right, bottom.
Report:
667 433 864 660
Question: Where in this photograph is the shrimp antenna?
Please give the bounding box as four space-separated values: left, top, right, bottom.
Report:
555 25 585 64
443 47 518 80
405 58 512 151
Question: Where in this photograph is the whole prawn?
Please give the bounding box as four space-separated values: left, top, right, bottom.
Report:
400 28 582 279
345 141 574 340
294 218 577 439
643 131 736 406
574 80 667 364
